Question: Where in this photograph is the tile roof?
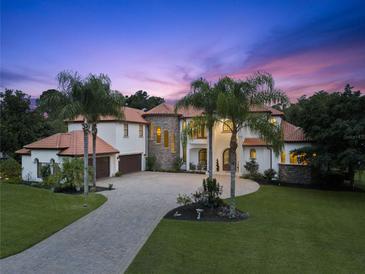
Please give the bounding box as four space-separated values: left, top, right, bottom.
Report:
265 106 284 116
18 131 119 156
67 107 149 124
243 138 268 146
142 103 178 116
281 120 309 142
15 148 31 155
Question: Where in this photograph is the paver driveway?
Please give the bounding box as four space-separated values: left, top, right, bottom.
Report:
0 172 259 274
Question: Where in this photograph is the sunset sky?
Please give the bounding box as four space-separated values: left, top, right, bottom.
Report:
1 0 365 101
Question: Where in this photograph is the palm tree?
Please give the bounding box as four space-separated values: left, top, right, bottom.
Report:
216 72 288 217
176 78 220 179
84 74 124 188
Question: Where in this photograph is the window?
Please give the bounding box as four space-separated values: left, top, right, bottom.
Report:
250 149 256 159
191 121 206 139
280 151 286 163
199 149 207 166
290 152 307 165
223 120 233 132
139 124 143 137
171 134 176 153
35 159 41 178
182 145 187 161
182 120 186 130
124 123 129 137
223 149 230 171
156 127 161 143
164 130 169 148
35 158 50 178
269 117 277 125
149 123 154 140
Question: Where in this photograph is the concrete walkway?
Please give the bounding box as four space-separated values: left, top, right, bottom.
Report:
0 172 259 274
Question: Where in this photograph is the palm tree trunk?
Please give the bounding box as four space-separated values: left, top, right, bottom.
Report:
92 123 97 188
82 122 89 195
229 130 238 218
208 126 213 179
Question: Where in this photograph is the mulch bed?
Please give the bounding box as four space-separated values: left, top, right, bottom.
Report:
164 203 249 222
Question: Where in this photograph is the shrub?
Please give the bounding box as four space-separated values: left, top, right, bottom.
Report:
0 158 21 184
244 159 259 176
146 155 157 171
189 162 196 171
176 193 192 206
115 171 123 177
264 168 277 182
173 157 184 171
202 177 223 208
216 159 220 172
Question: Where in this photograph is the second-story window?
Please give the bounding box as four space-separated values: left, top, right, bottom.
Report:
164 130 169 148
139 124 143 137
223 120 233 133
124 123 129 137
156 127 161 143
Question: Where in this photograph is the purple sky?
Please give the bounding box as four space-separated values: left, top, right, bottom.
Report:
1 0 365 101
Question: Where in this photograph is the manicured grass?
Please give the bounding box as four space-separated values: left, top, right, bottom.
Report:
0 183 106 258
127 185 365 274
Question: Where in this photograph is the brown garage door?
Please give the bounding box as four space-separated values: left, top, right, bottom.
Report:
119 154 141 174
88 157 110 179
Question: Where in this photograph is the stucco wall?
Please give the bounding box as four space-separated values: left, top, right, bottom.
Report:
144 115 179 170
242 146 271 174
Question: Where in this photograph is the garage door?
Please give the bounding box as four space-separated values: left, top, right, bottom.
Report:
119 154 141 174
88 157 110 179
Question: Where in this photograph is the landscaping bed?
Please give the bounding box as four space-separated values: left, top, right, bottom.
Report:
165 203 248 222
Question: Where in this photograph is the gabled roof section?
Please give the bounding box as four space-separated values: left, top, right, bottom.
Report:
18 131 119 156
142 103 178 116
66 107 149 124
281 120 310 142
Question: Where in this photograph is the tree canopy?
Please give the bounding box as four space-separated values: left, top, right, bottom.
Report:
0 89 53 157
125 90 164 110
284 84 365 182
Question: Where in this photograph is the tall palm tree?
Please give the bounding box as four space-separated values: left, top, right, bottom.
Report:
216 72 288 217
176 78 220 179
84 74 124 188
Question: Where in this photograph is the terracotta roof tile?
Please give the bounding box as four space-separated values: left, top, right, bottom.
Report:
265 106 284 116
243 138 267 146
15 148 31 155
143 103 178 116
281 120 309 142
21 131 118 156
67 107 148 124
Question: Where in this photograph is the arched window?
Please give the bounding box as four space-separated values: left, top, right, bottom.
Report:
269 117 277 125
250 149 256 159
280 151 286 163
223 120 233 133
164 130 169 148
156 127 161 143
34 158 41 178
223 149 230 171
182 120 186 130
199 149 207 165
171 133 176 153
290 152 297 164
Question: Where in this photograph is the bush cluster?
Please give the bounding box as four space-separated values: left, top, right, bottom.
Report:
0 158 22 184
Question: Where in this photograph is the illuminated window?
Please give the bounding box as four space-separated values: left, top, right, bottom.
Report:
269 117 277 125
290 152 297 164
164 130 169 148
199 149 207 165
250 149 256 159
149 123 154 140
123 123 128 137
223 120 233 132
171 134 175 153
193 123 206 139
182 120 186 130
223 149 230 171
139 124 143 137
280 151 286 163
183 145 187 161
156 127 161 143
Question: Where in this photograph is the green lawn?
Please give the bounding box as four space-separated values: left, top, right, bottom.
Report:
0 183 106 258
127 185 365 274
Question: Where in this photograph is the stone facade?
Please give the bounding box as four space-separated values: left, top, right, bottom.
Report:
279 164 312 184
144 115 180 170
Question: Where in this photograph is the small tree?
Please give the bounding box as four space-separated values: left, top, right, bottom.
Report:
244 159 259 176
0 158 22 183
